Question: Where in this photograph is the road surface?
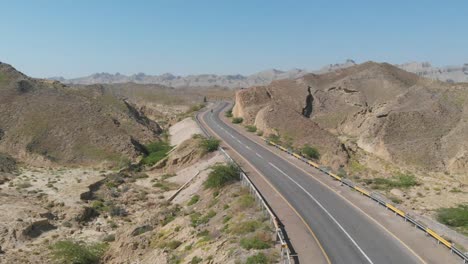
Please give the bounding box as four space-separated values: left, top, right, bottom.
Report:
200 102 428 264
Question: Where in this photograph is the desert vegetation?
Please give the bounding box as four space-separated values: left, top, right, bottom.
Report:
199 137 220 153
140 141 172 166
232 117 243 124
204 163 240 189
50 240 108 264
301 144 320 160
437 204 468 235
362 173 419 190
245 125 257 132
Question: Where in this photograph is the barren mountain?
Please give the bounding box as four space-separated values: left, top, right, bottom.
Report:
233 62 468 176
0 62 162 167
398 62 468 83
49 60 468 90
49 69 310 88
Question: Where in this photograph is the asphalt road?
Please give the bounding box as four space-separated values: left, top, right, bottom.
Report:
201 102 423 264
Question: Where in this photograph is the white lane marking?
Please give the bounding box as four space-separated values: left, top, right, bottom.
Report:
256 152 263 158
268 162 374 264
245 145 251 150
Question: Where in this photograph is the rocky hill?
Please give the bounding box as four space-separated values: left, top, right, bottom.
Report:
233 62 468 175
0 62 162 167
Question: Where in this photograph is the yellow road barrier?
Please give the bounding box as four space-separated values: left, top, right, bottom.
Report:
426 228 452 248
386 204 406 217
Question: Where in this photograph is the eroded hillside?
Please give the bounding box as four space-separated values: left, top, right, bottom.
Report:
234 62 468 175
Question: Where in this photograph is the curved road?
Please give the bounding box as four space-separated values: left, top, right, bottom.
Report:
201 102 425 264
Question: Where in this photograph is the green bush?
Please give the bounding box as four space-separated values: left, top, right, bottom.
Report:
367 173 419 190
437 204 468 228
256 130 264 136
190 104 205 112
238 194 255 209
232 117 243 124
301 145 320 160
190 256 203 264
190 210 216 227
245 125 257 132
240 237 271 250
141 141 172 166
200 137 220 153
187 195 200 206
267 134 281 144
225 109 233 117
204 163 240 189
50 240 107 264
246 253 268 264
230 220 262 234
158 240 182 250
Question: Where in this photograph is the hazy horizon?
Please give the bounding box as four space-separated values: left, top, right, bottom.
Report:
1 0 467 78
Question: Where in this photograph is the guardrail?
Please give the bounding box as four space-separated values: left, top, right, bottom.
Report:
263 138 468 263
195 110 293 264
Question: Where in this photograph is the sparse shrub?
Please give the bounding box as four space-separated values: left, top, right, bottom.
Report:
161 173 176 180
267 134 281 144
197 229 209 237
301 145 320 160
283 135 294 149
204 163 240 189
102 234 115 242
200 137 220 153
16 182 32 189
189 104 205 113
223 215 232 223
450 188 462 193
437 204 468 229
225 109 233 117
230 220 261 234
256 130 264 136
190 256 203 264
158 240 182 251
108 205 127 217
245 125 257 132
187 195 200 206
190 210 216 227
131 225 153 236
390 196 402 204
246 253 268 264
153 181 177 191
238 194 255 209
50 240 107 264
240 236 271 250
367 173 419 190
232 117 243 124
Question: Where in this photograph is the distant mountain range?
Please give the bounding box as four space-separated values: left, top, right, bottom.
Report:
397 62 468 83
49 59 468 87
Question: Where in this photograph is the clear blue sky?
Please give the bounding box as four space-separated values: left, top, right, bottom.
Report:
1 0 467 78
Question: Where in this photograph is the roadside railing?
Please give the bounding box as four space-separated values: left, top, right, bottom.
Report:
195 110 293 264
264 138 468 263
